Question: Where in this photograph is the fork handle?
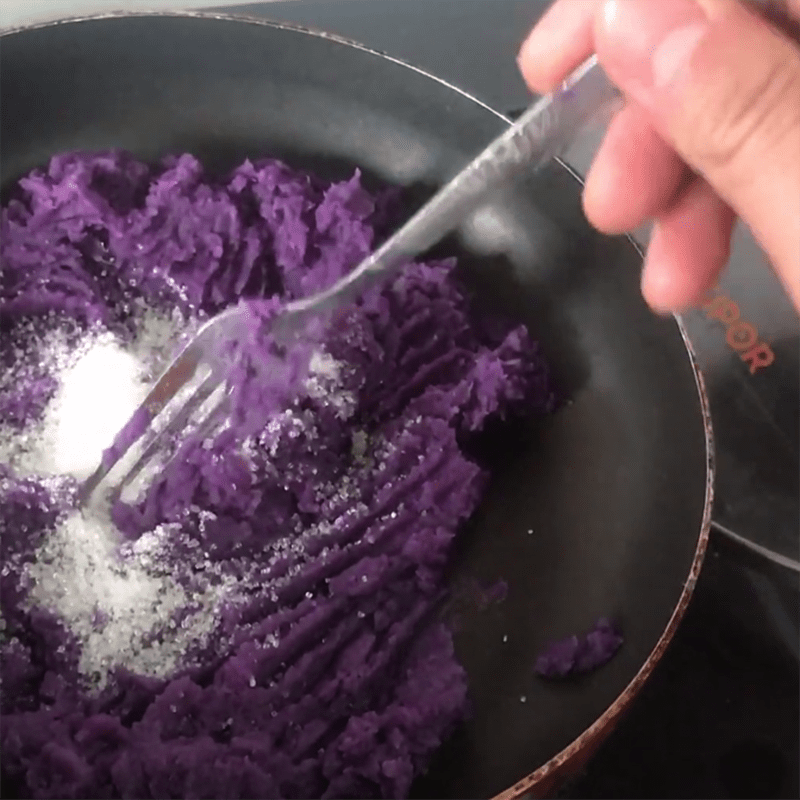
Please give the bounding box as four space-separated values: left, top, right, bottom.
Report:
288 0 797 322
283 55 621 321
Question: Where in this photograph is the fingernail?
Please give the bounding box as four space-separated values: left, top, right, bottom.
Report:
517 2 566 67
642 226 682 316
518 0 595 79
600 0 709 92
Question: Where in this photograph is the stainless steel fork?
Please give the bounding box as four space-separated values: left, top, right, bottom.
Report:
79 55 621 506
78 304 247 504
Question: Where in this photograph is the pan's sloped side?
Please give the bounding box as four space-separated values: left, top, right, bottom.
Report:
0 14 713 799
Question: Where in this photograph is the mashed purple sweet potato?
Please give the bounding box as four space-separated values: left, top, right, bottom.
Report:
0 152 554 799
534 618 623 679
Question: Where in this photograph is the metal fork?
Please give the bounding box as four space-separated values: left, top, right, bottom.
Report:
78 304 248 504
79 55 621 506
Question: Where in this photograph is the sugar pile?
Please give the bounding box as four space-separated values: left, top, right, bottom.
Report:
0 309 186 481
24 513 232 689
34 337 147 479
0 309 238 690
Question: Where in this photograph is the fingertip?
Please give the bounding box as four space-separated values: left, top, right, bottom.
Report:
582 152 641 236
581 171 628 236
640 226 688 315
642 248 729 317
517 0 599 93
641 180 735 314
516 39 543 93
582 103 687 234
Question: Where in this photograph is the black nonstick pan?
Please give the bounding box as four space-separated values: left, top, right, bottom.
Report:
0 13 713 800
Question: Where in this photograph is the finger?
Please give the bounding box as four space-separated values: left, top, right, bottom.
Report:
596 0 800 310
642 177 737 313
517 0 599 93
582 101 688 234
518 0 800 94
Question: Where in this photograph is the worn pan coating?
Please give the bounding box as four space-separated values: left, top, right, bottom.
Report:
0 13 714 799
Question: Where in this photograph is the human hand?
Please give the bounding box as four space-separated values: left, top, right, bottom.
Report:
518 0 800 314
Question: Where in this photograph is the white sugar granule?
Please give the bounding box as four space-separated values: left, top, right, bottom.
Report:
45 337 148 480
1 310 185 482
24 508 233 690
305 351 355 420
128 304 200 382
350 429 369 465
3 309 236 691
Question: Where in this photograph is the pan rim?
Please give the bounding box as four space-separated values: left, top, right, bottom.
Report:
0 11 715 798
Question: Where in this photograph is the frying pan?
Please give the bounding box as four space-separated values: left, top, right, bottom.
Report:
0 13 714 799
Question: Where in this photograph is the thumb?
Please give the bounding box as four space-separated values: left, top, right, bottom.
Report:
596 0 800 309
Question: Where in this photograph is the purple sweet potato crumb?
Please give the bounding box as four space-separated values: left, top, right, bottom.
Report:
534 618 623 679
0 151 555 799
482 580 508 606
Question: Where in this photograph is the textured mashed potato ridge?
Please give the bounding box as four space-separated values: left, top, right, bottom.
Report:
0 152 554 799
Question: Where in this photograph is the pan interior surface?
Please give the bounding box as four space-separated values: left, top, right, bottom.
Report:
0 15 710 799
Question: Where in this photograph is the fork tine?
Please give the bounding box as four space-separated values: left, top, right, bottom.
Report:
142 346 204 417
117 370 226 496
188 394 232 445
79 304 257 508
78 346 204 504
116 391 233 505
